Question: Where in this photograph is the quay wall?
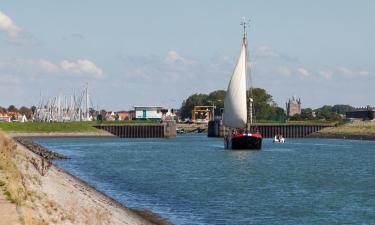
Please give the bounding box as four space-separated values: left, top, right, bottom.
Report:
95 122 176 138
208 121 332 138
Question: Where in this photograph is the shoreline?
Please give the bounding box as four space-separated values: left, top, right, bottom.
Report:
8 131 115 138
2 133 172 225
307 132 375 141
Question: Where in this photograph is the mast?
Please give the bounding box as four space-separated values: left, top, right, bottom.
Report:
241 17 253 131
223 18 248 129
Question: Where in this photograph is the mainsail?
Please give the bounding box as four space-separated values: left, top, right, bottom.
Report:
223 42 247 128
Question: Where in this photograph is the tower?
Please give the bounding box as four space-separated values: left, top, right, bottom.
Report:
286 96 301 117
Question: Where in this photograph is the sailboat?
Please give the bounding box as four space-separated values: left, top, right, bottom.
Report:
223 19 262 150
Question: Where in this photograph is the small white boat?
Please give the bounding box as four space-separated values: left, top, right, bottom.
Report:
273 135 285 143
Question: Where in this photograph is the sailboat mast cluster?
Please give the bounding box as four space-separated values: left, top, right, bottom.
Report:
34 84 92 122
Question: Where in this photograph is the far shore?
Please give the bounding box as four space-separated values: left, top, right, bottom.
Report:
309 121 375 141
308 132 375 141
8 130 115 138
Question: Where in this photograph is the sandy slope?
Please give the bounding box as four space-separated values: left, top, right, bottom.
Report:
0 193 21 225
0 135 156 225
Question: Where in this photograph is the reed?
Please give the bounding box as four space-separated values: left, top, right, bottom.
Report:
0 132 46 224
317 121 375 136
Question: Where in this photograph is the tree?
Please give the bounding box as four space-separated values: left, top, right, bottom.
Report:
180 93 209 119
207 90 225 117
8 105 17 112
0 106 6 113
30 106 37 114
180 88 283 121
315 105 333 120
332 105 354 114
300 108 314 120
329 112 343 121
19 106 33 119
248 88 275 120
289 113 302 121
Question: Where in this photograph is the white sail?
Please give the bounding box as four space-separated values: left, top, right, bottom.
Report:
223 43 247 128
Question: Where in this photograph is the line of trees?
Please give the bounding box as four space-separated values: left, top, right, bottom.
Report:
180 88 286 121
289 104 354 121
180 89 355 122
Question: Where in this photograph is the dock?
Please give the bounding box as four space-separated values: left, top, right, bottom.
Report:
94 121 176 138
208 120 332 138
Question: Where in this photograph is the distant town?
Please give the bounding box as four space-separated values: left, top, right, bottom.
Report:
1 87 374 123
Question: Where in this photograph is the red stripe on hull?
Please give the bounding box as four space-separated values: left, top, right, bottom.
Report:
224 133 262 150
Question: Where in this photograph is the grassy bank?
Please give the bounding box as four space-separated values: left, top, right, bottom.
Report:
313 121 375 139
0 132 47 224
0 121 98 133
0 120 158 133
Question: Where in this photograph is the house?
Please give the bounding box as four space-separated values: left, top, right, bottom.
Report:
346 106 375 121
105 111 116 120
134 106 163 121
116 111 133 120
0 112 27 122
0 113 10 122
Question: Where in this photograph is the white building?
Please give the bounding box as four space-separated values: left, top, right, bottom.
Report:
134 106 163 121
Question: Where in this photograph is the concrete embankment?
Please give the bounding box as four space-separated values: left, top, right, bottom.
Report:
0 132 171 225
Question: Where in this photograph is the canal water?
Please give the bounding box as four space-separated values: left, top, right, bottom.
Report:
34 135 375 225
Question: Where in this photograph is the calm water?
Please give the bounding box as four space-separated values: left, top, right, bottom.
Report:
34 135 375 225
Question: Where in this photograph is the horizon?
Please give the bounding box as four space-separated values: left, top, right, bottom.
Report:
1 1 374 111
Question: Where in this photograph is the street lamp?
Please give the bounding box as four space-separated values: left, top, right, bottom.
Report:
208 100 222 120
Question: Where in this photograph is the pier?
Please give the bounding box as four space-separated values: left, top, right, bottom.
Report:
94 122 176 138
208 121 332 138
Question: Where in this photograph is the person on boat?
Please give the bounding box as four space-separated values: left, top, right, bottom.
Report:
274 134 279 142
279 134 285 143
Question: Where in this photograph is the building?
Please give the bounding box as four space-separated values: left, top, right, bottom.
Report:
0 112 27 122
286 96 301 117
0 113 10 122
116 111 133 120
134 106 163 121
346 106 375 121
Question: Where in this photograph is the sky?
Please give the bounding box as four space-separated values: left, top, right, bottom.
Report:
0 0 374 111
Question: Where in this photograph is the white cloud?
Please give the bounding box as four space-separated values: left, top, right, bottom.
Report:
60 59 103 77
0 58 103 77
0 11 36 45
297 67 310 77
337 67 369 77
164 50 196 65
254 46 279 58
319 70 333 80
277 66 292 77
38 60 59 73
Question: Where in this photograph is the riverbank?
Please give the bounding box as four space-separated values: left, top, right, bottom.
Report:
0 132 170 224
8 131 115 138
309 121 375 140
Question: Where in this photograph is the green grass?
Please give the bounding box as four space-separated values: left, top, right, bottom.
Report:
0 121 98 133
0 120 159 133
254 120 337 126
98 120 158 125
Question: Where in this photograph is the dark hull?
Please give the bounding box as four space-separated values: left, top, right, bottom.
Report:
225 135 262 150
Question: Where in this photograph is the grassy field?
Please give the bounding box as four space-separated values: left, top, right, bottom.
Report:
0 120 159 133
316 121 375 137
0 121 98 133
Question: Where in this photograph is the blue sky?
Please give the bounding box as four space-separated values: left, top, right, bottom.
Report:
1 0 374 110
